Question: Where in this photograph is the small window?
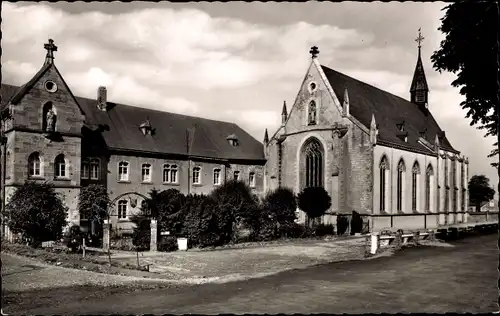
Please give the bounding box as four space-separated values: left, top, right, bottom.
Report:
142 163 152 182
308 82 317 93
233 171 240 181
117 200 128 219
44 80 58 93
81 159 89 179
192 167 201 184
213 168 221 185
249 172 256 188
163 164 178 184
54 154 66 178
90 158 100 180
118 161 129 182
28 152 41 177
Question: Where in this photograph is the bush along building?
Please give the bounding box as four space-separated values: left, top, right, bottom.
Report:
264 32 470 231
0 39 266 237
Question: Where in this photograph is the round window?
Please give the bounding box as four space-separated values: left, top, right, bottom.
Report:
309 82 317 93
44 81 57 93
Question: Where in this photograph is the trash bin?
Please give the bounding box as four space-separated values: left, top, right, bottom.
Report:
177 237 188 251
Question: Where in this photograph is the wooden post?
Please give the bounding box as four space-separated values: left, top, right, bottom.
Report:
82 238 86 258
370 232 379 255
395 230 402 249
413 231 420 246
136 249 140 268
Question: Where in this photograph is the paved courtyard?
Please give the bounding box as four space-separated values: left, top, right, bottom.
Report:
2 234 497 314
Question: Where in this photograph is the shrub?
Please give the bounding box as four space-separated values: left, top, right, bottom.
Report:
350 211 363 235
64 225 83 252
78 184 111 225
210 180 259 229
315 223 335 237
298 187 332 227
141 189 186 236
130 216 150 251
336 215 349 235
158 236 178 252
281 223 315 239
5 182 68 247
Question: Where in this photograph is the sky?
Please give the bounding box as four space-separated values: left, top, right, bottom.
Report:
2 1 498 195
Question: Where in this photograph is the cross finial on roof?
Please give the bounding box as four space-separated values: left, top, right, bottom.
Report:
309 46 319 59
415 28 424 49
44 39 58 65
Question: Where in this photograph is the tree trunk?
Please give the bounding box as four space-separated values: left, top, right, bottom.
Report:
476 201 481 213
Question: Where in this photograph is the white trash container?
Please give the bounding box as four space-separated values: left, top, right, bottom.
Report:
177 237 188 251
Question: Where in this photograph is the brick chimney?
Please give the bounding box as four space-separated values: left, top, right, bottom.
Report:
97 86 107 111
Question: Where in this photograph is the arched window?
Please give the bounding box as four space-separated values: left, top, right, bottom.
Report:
379 155 389 212
426 164 434 211
141 163 152 182
54 154 66 178
117 200 128 219
81 158 89 179
412 161 420 211
249 171 256 188
213 168 221 185
28 152 41 177
308 101 317 125
118 161 129 181
192 167 201 184
233 171 240 181
396 159 406 212
303 138 324 188
90 158 100 180
163 164 179 183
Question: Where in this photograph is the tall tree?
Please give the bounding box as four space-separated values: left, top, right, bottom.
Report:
432 1 499 166
468 175 495 212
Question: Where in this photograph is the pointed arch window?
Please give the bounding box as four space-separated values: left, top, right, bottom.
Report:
303 138 323 188
396 159 406 212
54 154 66 178
379 156 389 212
425 164 434 212
308 101 317 125
28 152 41 177
412 161 420 211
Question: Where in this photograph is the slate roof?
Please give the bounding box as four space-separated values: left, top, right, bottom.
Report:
321 65 458 154
1 83 265 161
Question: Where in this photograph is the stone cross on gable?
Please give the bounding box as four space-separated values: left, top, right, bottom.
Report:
44 39 58 64
415 28 425 48
309 46 320 59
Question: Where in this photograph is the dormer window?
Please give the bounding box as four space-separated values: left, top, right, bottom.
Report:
227 134 239 147
140 119 153 136
396 121 405 132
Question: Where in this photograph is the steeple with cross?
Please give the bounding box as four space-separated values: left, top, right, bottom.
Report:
44 39 58 65
410 28 429 109
309 46 319 59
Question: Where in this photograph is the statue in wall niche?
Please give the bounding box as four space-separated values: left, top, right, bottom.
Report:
308 101 317 125
46 108 55 132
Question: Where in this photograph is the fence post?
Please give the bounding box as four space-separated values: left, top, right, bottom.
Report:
370 232 379 255
82 238 86 258
395 230 402 249
428 229 436 242
150 219 158 252
413 231 420 246
103 220 110 251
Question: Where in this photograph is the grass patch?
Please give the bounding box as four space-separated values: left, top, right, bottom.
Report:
1 241 149 275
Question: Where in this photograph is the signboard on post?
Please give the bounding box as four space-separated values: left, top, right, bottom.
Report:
160 231 170 236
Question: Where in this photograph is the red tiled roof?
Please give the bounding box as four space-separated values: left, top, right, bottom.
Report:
1 83 265 161
321 65 458 154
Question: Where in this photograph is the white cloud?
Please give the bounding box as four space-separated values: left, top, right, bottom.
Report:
2 2 497 191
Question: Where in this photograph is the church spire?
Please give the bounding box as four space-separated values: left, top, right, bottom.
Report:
264 128 269 144
410 28 429 109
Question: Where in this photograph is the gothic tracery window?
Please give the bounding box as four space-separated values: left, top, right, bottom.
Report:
379 155 389 212
397 159 405 212
412 161 420 211
426 164 434 211
303 138 323 188
308 100 317 125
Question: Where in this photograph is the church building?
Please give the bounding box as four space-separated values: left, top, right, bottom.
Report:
264 32 470 231
0 39 266 236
